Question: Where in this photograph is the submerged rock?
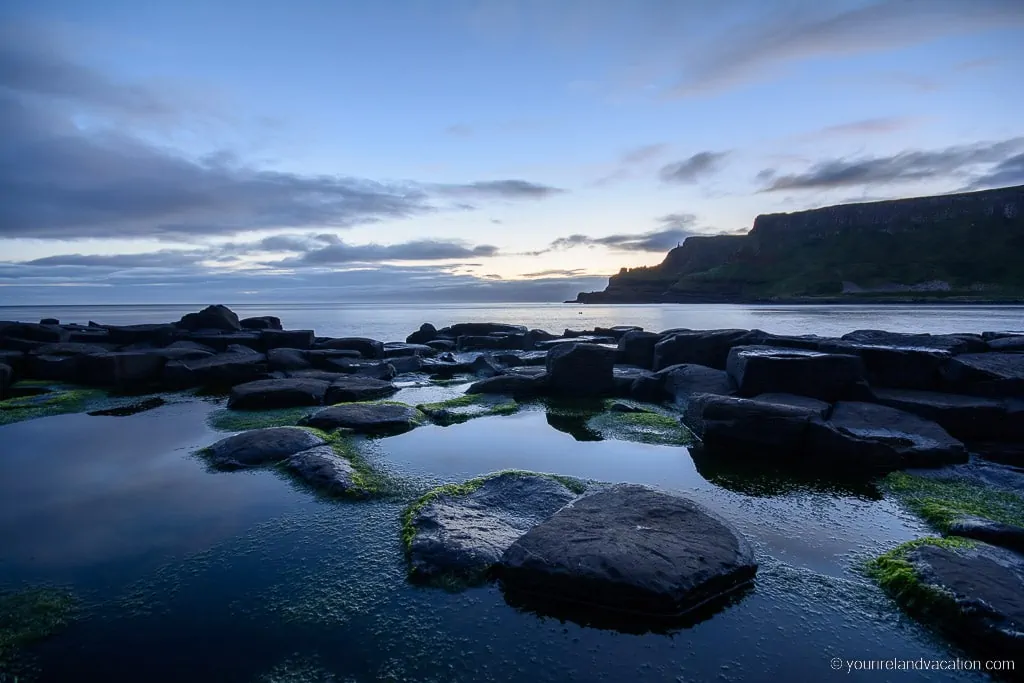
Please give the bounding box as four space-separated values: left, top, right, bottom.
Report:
947 516 1024 552
498 484 757 617
284 445 364 497
227 378 329 409
300 402 422 434
404 471 580 580
203 426 326 470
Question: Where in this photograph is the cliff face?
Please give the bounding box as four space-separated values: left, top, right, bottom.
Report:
575 184 1024 303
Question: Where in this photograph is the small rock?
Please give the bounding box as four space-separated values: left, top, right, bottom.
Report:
204 426 326 469
285 445 364 497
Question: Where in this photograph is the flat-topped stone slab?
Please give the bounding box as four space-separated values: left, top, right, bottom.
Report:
227 378 329 409
324 376 397 403
727 345 867 402
300 402 421 434
203 426 326 470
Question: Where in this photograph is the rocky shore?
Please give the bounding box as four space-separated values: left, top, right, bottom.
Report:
2 305 1022 657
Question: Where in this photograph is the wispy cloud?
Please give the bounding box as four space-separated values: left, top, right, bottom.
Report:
549 213 701 253
659 151 729 184
806 117 921 139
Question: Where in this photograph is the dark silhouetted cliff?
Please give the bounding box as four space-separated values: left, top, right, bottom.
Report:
574 184 1024 303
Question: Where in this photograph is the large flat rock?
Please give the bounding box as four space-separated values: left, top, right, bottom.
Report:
406 472 578 580
727 345 867 402
324 376 397 403
204 426 326 470
942 352 1024 397
227 378 329 409
653 329 765 371
300 402 421 434
872 388 1015 442
498 484 756 617
545 343 616 397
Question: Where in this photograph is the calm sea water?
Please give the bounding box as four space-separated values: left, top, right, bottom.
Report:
1 302 1023 339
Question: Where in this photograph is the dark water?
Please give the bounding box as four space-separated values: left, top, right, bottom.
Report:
1 302 1022 341
0 381 992 682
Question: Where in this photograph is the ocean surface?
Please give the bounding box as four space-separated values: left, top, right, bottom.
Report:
2 302 1023 339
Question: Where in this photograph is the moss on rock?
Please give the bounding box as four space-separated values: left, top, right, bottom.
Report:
416 394 518 425
0 384 107 426
586 401 694 446
207 406 313 432
0 586 77 670
882 472 1024 532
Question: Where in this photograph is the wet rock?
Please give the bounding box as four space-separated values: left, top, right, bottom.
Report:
595 325 643 340
612 365 655 396
300 402 421 434
436 323 527 339
315 337 384 359
203 426 326 470
104 324 178 346
820 341 951 391
324 376 397 403
947 516 1024 552
267 348 313 372
162 352 268 390
898 541 1024 661
181 332 262 353
33 342 115 356
388 355 422 374
28 354 81 381
653 329 765 371
661 363 733 405
384 342 434 357
536 335 616 349
498 484 756 617
425 339 455 352
617 330 662 369
284 445 363 497
343 361 397 381
406 323 437 345
0 322 66 343
39 317 59 325
80 351 168 386
842 330 988 354
987 336 1024 352
942 353 1024 397
727 345 868 402
227 378 329 409
457 334 525 351
546 343 616 397
239 315 282 330
0 363 11 400
406 472 579 580
751 393 830 418
872 388 1015 442
176 304 241 332
0 351 24 377
470 355 504 377
807 402 967 470
687 393 820 456
88 397 166 417
467 374 547 397
166 340 217 354
261 329 315 350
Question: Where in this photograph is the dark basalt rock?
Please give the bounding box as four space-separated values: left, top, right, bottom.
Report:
284 445 364 498
841 329 987 355
0 363 12 401
751 393 830 418
316 337 384 359
300 402 421 434
239 316 282 330
203 426 326 470
536 336 616 349
727 345 868 402
267 348 313 372
872 388 1015 442
470 355 504 378
653 329 766 371
162 352 268 390
546 343 616 397
406 472 578 580
617 330 662 369
176 304 241 332
39 318 59 325
498 484 757 618
260 329 315 350
406 322 438 345
27 354 81 381
436 323 527 339
987 336 1024 352
686 393 820 456
180 332 262 353
947 516 1024 552
80 351 168 387
88 397 166 417
104 324 178 346
807 401 967 471
324 376 397 403
819 340 951 391
384 342 434 358
942 352 1024 397
457 334 525 351
425 339 455 352
594 325 643 340
467 374 547 397
660 363 734 405
227 378 330 409
0 322 66 343
32 342 115 356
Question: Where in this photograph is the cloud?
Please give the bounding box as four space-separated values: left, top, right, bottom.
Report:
808 117 920 138
550 214 700 253
965 152 1024 190
659 151 729 183
592 143 671 185
620 143 670 165
24 251 205 268
0 36 560 241
760 137 1024 192
276 239 500 265
444 124 474 137
520 268 588 278
673 0 1024 95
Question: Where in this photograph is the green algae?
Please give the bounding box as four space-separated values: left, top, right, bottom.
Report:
416 394 518 426
882 472 1024 532
290 428 405 500
0 384 106 426
864 537 974 623
0 587 77 670
207 406 313 432
586 401 694 446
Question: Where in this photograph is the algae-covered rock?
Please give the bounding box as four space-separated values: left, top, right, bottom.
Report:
300 402 423 435
202 426 326 470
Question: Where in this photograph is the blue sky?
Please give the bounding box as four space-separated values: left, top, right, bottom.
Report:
1 0 1022 303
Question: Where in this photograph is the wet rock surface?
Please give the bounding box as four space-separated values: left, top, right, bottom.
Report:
546 343 616 396
227 378 330 410
324 376 397 403
727 345 867 402
284 445 363 497
203 426 327 470
300 402 421 434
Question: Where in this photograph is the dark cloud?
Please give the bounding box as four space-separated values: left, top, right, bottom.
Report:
273 239 500 266
965 152 1024 190
520 268 588 278
24 251 205 268
761 138 1024 192
659 151 729 183
673 0 1024 94
0 37 560 241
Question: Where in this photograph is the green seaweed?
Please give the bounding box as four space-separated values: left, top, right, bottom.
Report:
416 394 518 425
586 402 694 446
289 428 399 499
882 472 1024 532
0 384 107 426
207 406 313 432
864 537 973 620
0 586 77 670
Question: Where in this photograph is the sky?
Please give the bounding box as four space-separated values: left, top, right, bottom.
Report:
1 0 1022 304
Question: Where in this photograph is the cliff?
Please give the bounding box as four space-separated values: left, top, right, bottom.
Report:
574 184 1024 303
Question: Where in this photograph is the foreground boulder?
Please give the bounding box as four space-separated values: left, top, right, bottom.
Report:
404 472 580 580
872 388 1018 442
546 343 616 396
300 402 421 434
498 484 756 618
284 445 365 497
203 426 326 469
942 353 1024 397
686 394 821 456
661 364 733 404
727 345 867 402
227 378 329 409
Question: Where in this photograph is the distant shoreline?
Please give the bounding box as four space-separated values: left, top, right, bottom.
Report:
568 297 1024 306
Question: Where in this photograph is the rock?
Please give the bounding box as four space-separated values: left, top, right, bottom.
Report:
727 345 868 402
987 336 1024 352
182 332 262 353
284 445 364 497
0 363 11 400
227 378 329 409
316 337 384 359
536 335 616 349
305 349 362 371
0 322 65 343
821 341 951 391
261 329 315 350
470 355 504 377
661 364 733 404
388 355 422 374
896 541 1024 661
340 361 397 380
325 376 397 403
546 343 616 397
406 472 578 579
425 339 455 352
176 304 241 332
104 324 178 346
523 329 558 349
166 340 217 354
39 318 59 325
406 323 438 345
688 394 820 456
653 329 765 371
162 352 268 390
33 342 114 356
66 329 112 344
612 366 655 397
617 331 661 369
947 516 1024 552
80 351 168 386
87 397 166 417
267 348 313 372
751 393 830 418
595 325 643 340
942 353 1024 397
466 374 547 397
383 342 434 358
0 351 24 377
28 354 82 381
607 400 646 413
436 323 527 339
842 330 987 355
498 484 756 618
240 316 282 330
204 427 326 470
457 334 525 351
807 402 968 470
872 388 1015 442
301 402 421 434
